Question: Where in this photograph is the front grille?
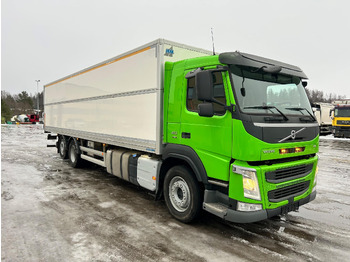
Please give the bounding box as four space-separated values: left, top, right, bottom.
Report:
265 164 313 183
268 181 310 202
337 120 350 125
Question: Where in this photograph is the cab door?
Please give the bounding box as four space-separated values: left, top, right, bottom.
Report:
180 70 232 181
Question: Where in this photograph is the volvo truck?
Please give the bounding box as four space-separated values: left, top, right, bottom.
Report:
45 39 318 223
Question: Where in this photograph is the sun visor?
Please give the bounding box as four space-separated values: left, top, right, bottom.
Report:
219 52 308 79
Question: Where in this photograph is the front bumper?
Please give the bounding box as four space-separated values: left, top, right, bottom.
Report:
203 155 318 223
334 126 350 137
224 190 316 223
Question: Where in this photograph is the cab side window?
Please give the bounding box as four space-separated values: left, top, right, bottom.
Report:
186 71 226 115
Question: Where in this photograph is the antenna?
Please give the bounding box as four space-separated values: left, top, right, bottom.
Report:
211 28 215 55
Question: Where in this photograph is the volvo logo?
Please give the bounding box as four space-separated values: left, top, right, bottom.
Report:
279 128 306 143
291 130 296 140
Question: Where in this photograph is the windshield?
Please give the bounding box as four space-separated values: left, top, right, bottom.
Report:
335 108 350 117
230 65 312 116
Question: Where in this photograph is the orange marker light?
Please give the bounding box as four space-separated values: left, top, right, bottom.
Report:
295 147 303 153
280 148 288 154
152 176 156 180
280 147 305 154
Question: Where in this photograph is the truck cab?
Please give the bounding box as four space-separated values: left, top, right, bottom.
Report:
27 114 40 124
330 101 350 138
163 52 318 222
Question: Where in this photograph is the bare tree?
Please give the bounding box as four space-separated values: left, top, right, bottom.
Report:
305 88 346 103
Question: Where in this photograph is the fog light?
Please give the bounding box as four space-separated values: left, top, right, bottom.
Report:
237 202 262 212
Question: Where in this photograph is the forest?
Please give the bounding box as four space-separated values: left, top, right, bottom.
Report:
1 91 44 123
305 88 346 104
1 88 347 123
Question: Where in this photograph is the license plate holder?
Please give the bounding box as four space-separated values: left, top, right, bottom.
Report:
281 201 299 215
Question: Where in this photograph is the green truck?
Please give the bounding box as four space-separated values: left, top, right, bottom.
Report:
45 39 318 223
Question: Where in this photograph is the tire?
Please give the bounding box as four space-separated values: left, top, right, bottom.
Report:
163 165 202 223
59 136 68 159
68 139 82 168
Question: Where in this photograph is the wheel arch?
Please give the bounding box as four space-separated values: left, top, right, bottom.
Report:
158 144 208 198
157 158 184 198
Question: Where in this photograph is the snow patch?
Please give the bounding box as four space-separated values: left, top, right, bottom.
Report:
98 201 117 208
320 135 350 141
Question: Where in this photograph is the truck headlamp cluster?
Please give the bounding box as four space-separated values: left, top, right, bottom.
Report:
232 165 261 201
279 147 305 155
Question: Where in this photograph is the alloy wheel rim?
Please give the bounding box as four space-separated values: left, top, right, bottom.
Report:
169 176 191 212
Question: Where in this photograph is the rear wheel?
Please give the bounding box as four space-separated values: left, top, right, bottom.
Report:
59 136 68 159
163 165 202 223
68 140 82 168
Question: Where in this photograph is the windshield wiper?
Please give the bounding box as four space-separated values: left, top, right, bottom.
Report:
244 105 289 121
285 107 316 121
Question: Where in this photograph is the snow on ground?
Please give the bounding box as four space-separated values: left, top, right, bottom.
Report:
1 125 350 261
319 134 350 141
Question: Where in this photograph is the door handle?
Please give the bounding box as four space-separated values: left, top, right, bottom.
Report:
181 132 191 139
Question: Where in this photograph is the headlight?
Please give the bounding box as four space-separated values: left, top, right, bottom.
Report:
233 165 261 201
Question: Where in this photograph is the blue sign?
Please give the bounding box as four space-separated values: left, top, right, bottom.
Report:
165 46 174 57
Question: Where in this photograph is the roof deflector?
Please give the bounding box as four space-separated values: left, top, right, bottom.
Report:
219 52 307 79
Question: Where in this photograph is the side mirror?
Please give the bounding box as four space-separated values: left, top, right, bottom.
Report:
198 103 214 117
302 81 308 88
196 71 213 101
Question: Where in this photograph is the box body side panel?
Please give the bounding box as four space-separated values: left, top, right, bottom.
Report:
45 46 159 153
44 39 212 154
45 47 158 104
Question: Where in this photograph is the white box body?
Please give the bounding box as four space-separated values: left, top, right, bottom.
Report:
312 103 333 125
44 39 211 154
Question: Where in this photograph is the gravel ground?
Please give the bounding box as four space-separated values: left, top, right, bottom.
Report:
1 125 350 262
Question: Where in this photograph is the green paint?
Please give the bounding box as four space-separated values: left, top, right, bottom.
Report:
163 54 318 215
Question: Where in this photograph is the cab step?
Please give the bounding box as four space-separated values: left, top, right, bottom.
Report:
203 189 230 218
203 202 228 218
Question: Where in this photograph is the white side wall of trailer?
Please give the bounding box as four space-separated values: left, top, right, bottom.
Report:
45 47 158 104
44 39 212 154
319 104 333 125
313 103 333 126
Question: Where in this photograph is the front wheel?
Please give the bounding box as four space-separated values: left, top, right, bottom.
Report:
163 165 202 223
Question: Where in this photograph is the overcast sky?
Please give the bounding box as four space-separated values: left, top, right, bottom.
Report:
2 0 350 98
